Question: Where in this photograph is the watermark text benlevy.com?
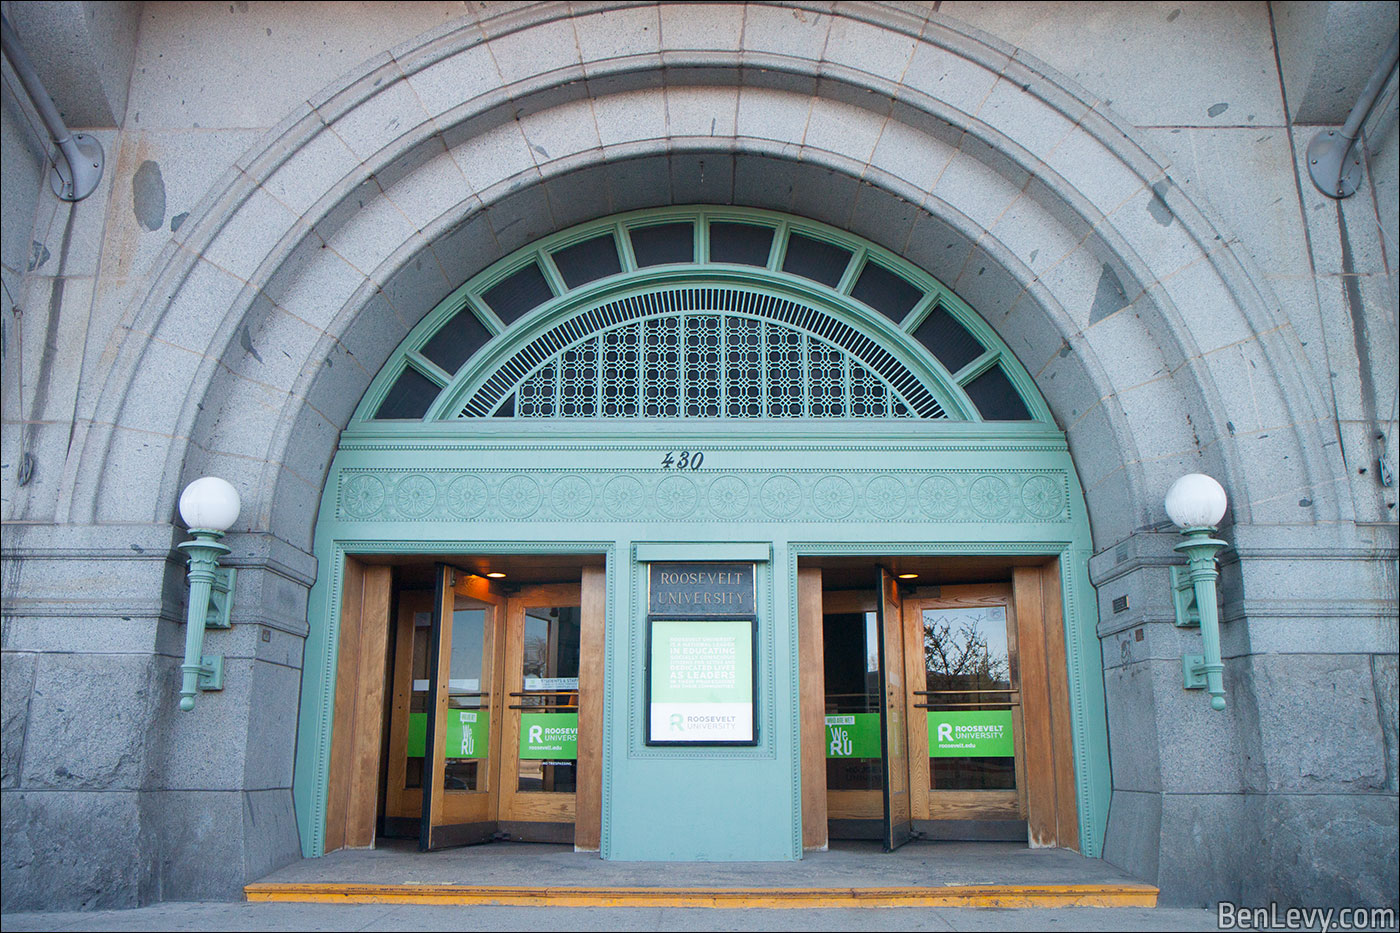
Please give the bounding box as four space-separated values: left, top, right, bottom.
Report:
1218 902 1397 931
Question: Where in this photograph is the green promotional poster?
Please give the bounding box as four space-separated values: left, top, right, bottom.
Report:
928 710 1015 757
824 713 882 759
407 710 490 759
519 713 579 760
648 618 754 743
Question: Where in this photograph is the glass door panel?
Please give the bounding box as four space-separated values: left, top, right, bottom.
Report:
516 604 580 794
438 606 488 792
821 589 883 835
420 565 503 850
498 583 582 842
906 584 1026 822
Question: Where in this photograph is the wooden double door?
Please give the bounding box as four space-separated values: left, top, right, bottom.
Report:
798 562 1078 852
376 565 605 850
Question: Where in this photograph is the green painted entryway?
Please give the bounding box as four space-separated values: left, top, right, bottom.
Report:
291 207 1109 865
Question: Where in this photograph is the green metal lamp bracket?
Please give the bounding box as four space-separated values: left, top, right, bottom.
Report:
1170 565 1199 628
206 565 236 630
1172 528 1228 711
176 531 233 711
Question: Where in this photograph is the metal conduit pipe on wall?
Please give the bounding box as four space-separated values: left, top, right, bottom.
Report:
1307 31 1400 198
0 12 104 201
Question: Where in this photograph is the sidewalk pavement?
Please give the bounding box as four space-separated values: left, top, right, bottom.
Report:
2 901 1225 931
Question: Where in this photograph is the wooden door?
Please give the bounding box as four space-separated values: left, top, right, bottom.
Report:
496 583 584 843
384 564 606 851
419 565 504 850
798 567 827 850
904 584 1027 825
323 559 393 852
1011 562 1080 850
876 567 912 851
381 586 433 837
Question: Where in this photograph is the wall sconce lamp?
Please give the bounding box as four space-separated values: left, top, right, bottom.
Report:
1166 473 1229 711
176 477 240 711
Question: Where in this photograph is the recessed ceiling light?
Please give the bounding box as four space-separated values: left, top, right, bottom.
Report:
897 573 919 579
485 571 506 579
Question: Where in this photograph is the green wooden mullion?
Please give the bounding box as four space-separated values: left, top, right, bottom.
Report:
840 342 852 417
403 350 452 387
767 221 788 271
696 214 712 264
678 299 689 416
755 318 766 417
465 291 507 336
721 311 732 417
552 343 563 416
537 248 569 298
952 348 1000 386
836 247 867 295
899 292 941 332
800 331 811 418
593 333 605 417
615 221 638 272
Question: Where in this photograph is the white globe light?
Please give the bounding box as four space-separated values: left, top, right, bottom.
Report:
179 476 241 532
1164 473 1227 529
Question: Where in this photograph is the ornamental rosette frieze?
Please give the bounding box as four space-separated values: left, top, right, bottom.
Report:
336 469 1069 524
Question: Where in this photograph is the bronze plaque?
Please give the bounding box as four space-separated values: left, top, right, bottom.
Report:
648 562 755 617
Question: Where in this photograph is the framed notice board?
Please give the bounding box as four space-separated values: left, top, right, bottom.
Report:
645 562 758 746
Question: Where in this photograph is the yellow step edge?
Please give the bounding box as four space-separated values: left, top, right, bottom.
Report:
244 882 1159 909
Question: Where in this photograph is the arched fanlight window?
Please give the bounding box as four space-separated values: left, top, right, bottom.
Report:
355 208 1048 425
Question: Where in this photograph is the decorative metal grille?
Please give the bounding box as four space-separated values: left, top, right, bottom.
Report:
457 287 947 419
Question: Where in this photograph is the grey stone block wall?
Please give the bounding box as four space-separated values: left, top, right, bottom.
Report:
1377 654 1399 795
0 524 311 910
2 1 141 129
1089 522 1399 907
1273 1 1400 124
2 790 153 909
1243 793 1399 909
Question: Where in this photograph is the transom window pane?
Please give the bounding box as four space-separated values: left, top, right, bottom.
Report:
913 306 984 375
374 366 439 420
782 233 852 288
630 222 694 267
420 309 491 374
551 235 622 289
964 365 1031 421
709 222 773 266
851 260 922 323
482 261 554 325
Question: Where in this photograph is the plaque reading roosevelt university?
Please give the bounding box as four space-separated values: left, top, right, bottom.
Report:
648 562 755 617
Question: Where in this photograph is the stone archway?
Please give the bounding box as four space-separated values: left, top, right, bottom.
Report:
53 1 1350 901
70 3 1340 549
